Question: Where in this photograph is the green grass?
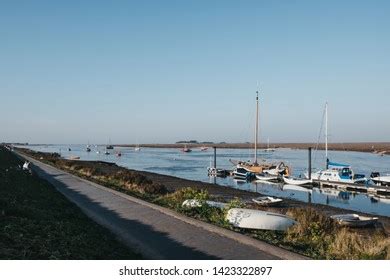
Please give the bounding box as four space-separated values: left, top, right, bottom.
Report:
0 146 142 259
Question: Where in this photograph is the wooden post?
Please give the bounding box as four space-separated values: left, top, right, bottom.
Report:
308 147 312 180
213 147 217 169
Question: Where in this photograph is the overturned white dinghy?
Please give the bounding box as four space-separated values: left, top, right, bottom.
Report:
252 196 283 206
182 199 228 209
330 214 378 228
226 208 296 231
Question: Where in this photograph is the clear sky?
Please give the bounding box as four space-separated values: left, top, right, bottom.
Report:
1 0 389 144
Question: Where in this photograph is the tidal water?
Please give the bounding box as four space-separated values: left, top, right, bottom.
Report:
24 145 390 217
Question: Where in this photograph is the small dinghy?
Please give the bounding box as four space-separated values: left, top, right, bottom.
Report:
252 196 283 206
69 156 80 160
330 214 378 228
182 199 228 209
255 173 279 182
283 176 312 186
226 208 296 231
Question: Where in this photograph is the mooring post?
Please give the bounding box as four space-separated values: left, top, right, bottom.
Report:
308 147 312 180
213 146 217 169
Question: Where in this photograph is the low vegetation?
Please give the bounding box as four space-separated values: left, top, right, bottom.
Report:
16 148 390 259
0 147 141 259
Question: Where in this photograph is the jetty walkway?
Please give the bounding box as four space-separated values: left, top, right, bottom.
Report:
16 152 307 260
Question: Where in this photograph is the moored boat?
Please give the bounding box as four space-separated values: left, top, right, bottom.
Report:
207 167 228 177
181 145 192 153
283 176 312 186
304 103 367 185
255 173 279 182
308 162 367 185
370 172 390 186
232 166 256 181
230 91 290 178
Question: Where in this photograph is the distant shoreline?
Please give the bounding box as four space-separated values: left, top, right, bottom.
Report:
115 142 390 155
12 142 390 155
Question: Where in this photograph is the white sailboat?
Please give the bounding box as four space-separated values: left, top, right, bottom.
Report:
134 143 141 151
231 91 290 179
304 103 367 185
263 138 275 152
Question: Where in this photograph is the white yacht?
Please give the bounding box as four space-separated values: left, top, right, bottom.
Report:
304 103 367 185
308 162 367 185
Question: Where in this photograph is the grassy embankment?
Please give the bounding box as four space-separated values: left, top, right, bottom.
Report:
0 147 141 259
17 148 390 260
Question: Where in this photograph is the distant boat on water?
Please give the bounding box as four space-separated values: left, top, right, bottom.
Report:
106 138 114 150
134 144 141 151
200 146 209 151
181 145 192 153
263 138 275 152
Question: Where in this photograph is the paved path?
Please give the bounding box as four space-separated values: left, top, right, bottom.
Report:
18 153 307 260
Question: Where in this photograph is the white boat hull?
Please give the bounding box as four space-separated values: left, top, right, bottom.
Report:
283 176 312 186
182 199 227 209
371 176 390 186
226 208 296 231
330 214 378 227
252 196 283 206
255 174 278 182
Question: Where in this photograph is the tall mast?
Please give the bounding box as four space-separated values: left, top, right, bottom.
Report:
325 102 328 168
254 91 259 164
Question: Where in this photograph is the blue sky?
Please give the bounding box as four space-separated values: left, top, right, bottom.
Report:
1 0 389 144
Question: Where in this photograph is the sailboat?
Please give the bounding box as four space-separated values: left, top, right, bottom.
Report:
304 103 367 185
263 138 275 152
106 138 114 150
230 91 290 179
134 143 141 151
181 144 192 153
86 141 91 152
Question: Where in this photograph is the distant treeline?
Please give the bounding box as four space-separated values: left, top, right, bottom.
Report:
176 140 216 144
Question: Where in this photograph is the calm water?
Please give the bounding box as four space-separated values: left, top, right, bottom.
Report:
23 145 390 217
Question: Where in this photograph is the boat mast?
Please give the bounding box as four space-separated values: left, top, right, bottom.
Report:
254 91 259 164
325 102 329 169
